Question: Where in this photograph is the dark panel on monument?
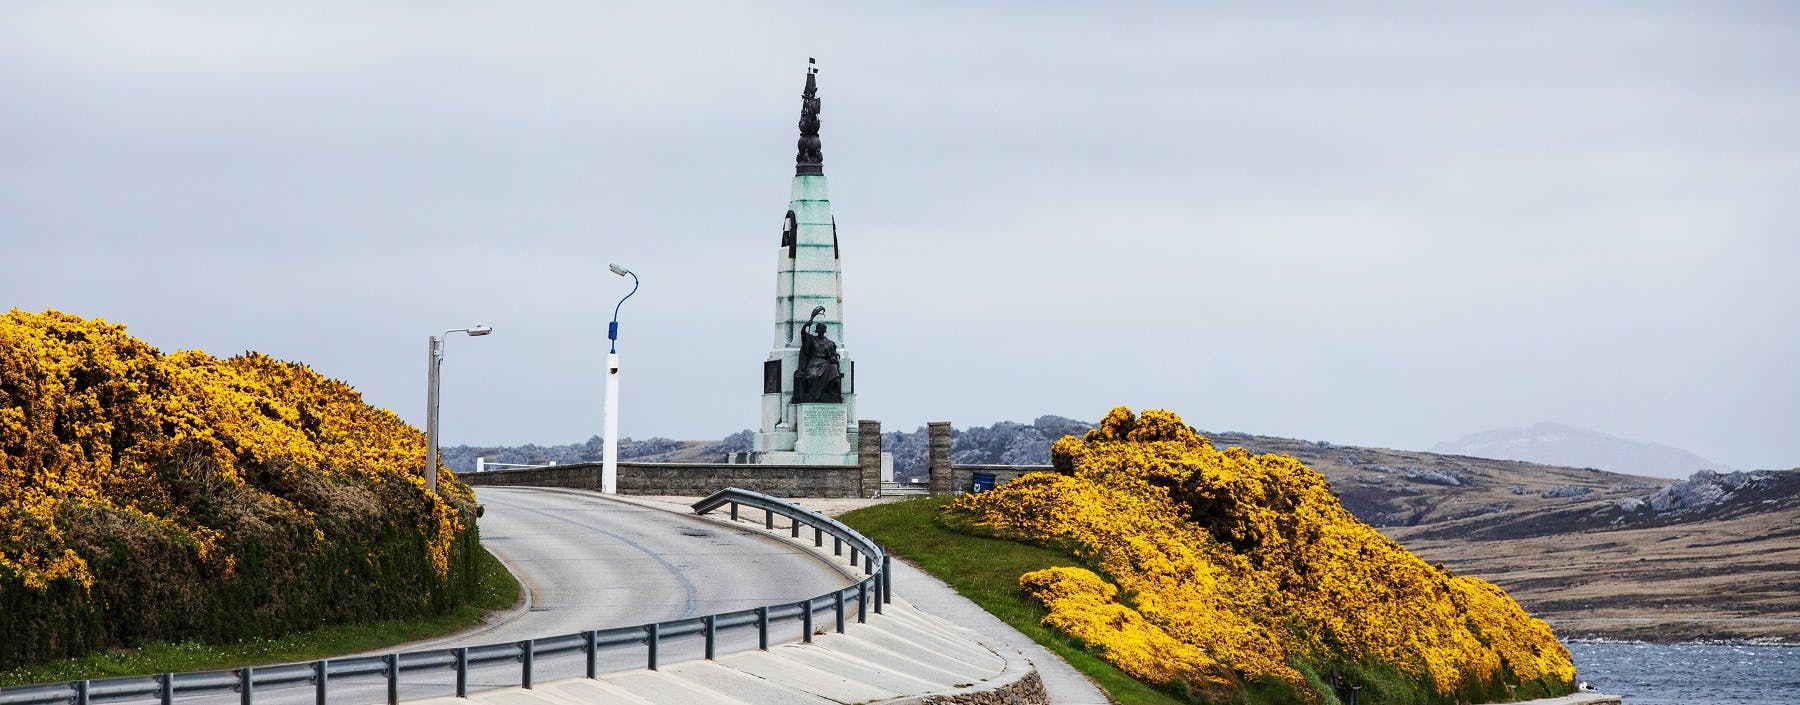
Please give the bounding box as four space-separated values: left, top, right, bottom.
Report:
764 359 783 394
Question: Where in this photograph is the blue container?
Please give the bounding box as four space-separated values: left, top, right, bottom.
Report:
970 472 997 493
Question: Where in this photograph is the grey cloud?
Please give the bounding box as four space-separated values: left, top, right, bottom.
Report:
2 2 1795 469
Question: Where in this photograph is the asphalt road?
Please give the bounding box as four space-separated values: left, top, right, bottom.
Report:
123 487 855 705
421 486 855 647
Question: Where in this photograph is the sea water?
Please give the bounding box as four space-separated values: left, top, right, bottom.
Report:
1566 641 1799 704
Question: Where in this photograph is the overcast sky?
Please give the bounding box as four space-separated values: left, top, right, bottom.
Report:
3 3 1795 470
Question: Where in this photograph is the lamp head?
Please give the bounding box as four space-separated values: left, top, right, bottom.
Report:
466 325 493 336
609 264 631 277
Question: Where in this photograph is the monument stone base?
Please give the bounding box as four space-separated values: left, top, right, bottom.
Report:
755 403 855 465
753 450 856 465
794 404 849 454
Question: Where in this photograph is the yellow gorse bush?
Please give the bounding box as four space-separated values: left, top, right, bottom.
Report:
954 407 1576 702
1020 565 1239 696
0 309 473 591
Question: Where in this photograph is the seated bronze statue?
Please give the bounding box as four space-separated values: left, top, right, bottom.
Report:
794 306 843 403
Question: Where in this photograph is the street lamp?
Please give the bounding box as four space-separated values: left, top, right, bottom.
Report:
426 325 492 493
602 264 639 494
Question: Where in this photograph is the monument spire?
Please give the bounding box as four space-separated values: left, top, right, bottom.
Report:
796 58 824 176
751 59 856 465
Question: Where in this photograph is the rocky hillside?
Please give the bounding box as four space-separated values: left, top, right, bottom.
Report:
1152 431 1800 643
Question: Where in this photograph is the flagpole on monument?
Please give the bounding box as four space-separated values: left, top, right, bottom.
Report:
603 264 638 494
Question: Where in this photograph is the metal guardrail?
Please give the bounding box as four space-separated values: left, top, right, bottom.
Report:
0 488 891 705
472 459 555 472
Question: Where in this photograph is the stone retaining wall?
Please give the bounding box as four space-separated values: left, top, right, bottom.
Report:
948 464 1053 495
911 666 1048 705
460 461 863 498
455 423 1061 499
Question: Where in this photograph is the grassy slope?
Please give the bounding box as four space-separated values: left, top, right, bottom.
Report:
0 547 520 687
842 497 1188 705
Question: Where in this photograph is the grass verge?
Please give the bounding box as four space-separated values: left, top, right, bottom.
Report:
0 546 520 688
841 496 1188 705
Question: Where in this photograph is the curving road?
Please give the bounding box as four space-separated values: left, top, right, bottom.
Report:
145 487 855 705
414 486 855 649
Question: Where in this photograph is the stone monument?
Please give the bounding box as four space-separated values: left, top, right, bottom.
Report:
751 61 859 464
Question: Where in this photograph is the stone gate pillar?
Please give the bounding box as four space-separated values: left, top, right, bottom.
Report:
927 421 952 496
857 419 882 498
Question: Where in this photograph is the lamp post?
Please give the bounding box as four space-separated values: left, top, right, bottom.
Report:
426 325 492 493
603 264 639 495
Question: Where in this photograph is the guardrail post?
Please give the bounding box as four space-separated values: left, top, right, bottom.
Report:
521 639 534 689
384 654 398 705
313 661 328 705
834 590 846 633
765 508 774 529
76 679 90 705
814 525 822 547
647 623 660 671
791 517 801 538
729 502 738 521
865 554 874 574
801 599 814 643
162 672 176 705
757 606 769 650
883 552 893 602
455 647 469 696
850 545 859 566
584 630 598 678
833 536 842 556
874 574 884 615
239 666 253 705
858 582 868 624
704 616 717 660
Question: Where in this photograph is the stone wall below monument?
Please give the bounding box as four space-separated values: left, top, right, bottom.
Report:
459 461 863 498
949 464 1054 495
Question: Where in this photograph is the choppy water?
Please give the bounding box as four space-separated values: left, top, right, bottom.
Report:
1567 641 1799 705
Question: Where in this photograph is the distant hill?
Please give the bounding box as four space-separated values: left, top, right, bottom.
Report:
441 431 751 472
1431 422 1729 478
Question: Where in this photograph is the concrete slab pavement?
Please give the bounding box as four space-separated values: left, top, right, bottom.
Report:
400 595 1037 705
879 557 1111 705
609 493 1111 704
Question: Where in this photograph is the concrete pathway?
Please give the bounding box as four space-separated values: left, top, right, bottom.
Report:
875 558 1107 704
622 494 1111 704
